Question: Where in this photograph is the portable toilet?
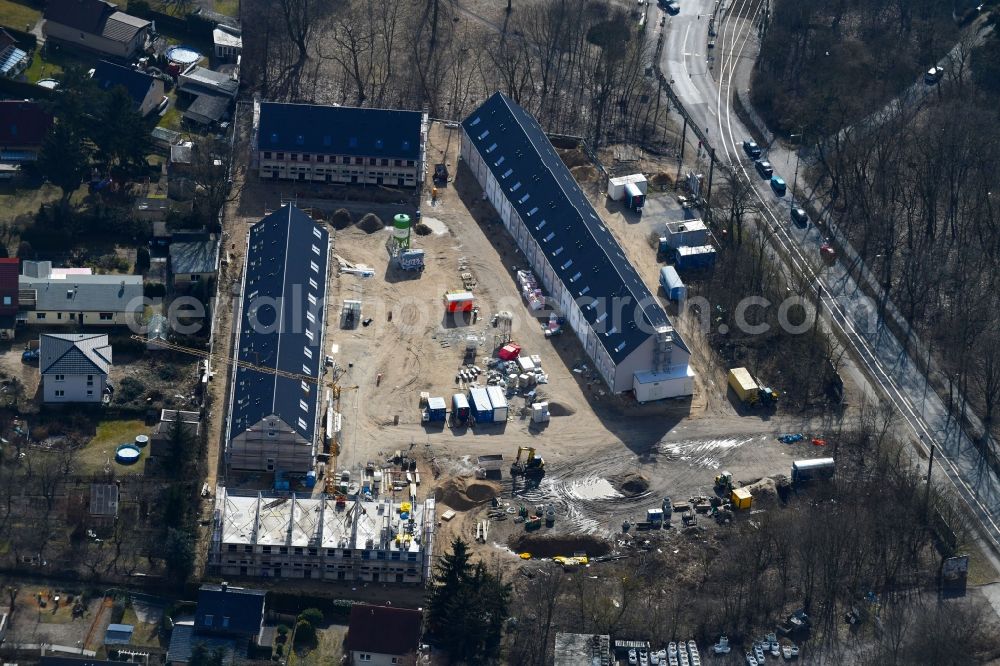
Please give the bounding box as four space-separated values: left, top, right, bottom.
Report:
469 387 493 424
486 385 509 422
659 266 686 302
731 488 752 510
451 393 470 424
425 396 447 422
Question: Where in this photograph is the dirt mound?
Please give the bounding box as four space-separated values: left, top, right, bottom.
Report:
547 402 575 417
650 172 673 189
743 477 778 500
559 149 589 169
413 223 432 236
610 472 649 497
571 165 598 183
435 478 498 511
508 534 611 559
357 213 385 233
331 208 353 230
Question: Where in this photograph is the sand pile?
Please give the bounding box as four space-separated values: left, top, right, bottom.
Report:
508 534 611 559
414 222 432 236
357 213 385 233
650 172 673 189
331 208 353 230
571 165 598 182
547 402 575 417
610 472 650 497
743 477 778 500
435 478 498 511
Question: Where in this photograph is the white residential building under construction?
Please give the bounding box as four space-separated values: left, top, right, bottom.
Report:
208 487 435 584
461 92 695 400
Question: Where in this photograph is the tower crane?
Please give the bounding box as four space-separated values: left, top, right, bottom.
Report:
130 335 355 458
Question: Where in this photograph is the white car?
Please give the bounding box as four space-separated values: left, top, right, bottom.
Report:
925 66 943 84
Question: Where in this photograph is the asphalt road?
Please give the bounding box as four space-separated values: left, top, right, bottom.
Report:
655 0 1000 567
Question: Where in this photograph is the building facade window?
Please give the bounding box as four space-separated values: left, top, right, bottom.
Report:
99 313 114 320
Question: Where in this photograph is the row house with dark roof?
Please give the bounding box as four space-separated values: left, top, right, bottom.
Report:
226 205 330 474
252 100 428 187
461 92 694 401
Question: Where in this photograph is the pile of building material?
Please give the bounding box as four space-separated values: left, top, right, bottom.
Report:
531 402 550 423
335 254 374 277
485 353 549 391
456 364 483 385
517 270 546 310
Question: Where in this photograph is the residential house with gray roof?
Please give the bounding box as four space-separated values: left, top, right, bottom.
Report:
40 333 111 403
19 261 143 327
42 0 151 59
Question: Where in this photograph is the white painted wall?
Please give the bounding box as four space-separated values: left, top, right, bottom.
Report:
43 372 105 403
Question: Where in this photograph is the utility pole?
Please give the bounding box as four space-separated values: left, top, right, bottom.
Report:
706 147 716 207
925 438 935 515
675 115 687 189
789 128 802 213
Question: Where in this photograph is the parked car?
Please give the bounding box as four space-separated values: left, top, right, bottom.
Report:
755 160 773 178
665 0 680 13
924 66 944 84
791 205 808 226
743 140 761 159
770 175 787 196
21 349 38 363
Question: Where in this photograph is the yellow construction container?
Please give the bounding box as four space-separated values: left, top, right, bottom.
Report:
731 487 753 510
728 367 759 404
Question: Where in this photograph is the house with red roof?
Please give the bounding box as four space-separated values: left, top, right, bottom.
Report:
0 101 53 165
347 604 422 666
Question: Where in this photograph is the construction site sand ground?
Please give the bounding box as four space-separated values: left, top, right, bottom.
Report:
320 121 856 564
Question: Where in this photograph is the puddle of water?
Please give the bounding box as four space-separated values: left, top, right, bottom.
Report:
421 217 449 234
566 477 623 500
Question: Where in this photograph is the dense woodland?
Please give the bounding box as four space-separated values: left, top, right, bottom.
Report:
241 0 668 148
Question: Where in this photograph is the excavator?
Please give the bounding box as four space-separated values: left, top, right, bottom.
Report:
510 446 545 479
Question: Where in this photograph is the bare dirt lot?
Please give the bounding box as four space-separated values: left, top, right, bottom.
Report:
316 121 850 566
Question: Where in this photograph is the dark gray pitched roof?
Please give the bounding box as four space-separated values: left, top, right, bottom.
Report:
44 0 117 33
92 60 155 109
166 623 238 665
184 93 230 125
40 333 112 375
170 234 220 274
462 92 689 362
20 273 143 313
258 101 423 159
101 11 148 41
195 584 266 636
228 205 329 447
179 65 238 98
348 604 422 656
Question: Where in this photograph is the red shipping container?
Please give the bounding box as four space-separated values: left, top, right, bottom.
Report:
498 343 521 360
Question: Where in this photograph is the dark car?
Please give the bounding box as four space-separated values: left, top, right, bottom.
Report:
665 0 680 13
743 140 761 159
791 206 809 227
755 160 773 179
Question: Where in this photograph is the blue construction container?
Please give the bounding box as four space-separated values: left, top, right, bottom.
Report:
674 244 716 270
425 396 447 422
659 266 686 301
469 387 493 424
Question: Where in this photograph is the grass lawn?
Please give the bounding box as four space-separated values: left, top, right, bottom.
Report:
158 103 182 131
121 606 164 648
77 418 149 475
214 0 239 17
24 51 63 84
0 182 70 221
288 624 347 666
0 0 40 32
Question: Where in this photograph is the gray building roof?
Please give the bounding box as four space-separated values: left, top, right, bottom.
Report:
184 93 230 125
90 483 119 516
462 92 688 363
21 266 143 314
170 234 220 275
167 623 238 665
195 584 266 637
179 65 238 99
40 333 112 375
227 205 329 448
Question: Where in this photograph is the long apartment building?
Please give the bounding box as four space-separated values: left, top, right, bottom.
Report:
461 92 694 401
209 488 436 584
226 205 330 475
251 101 428 187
